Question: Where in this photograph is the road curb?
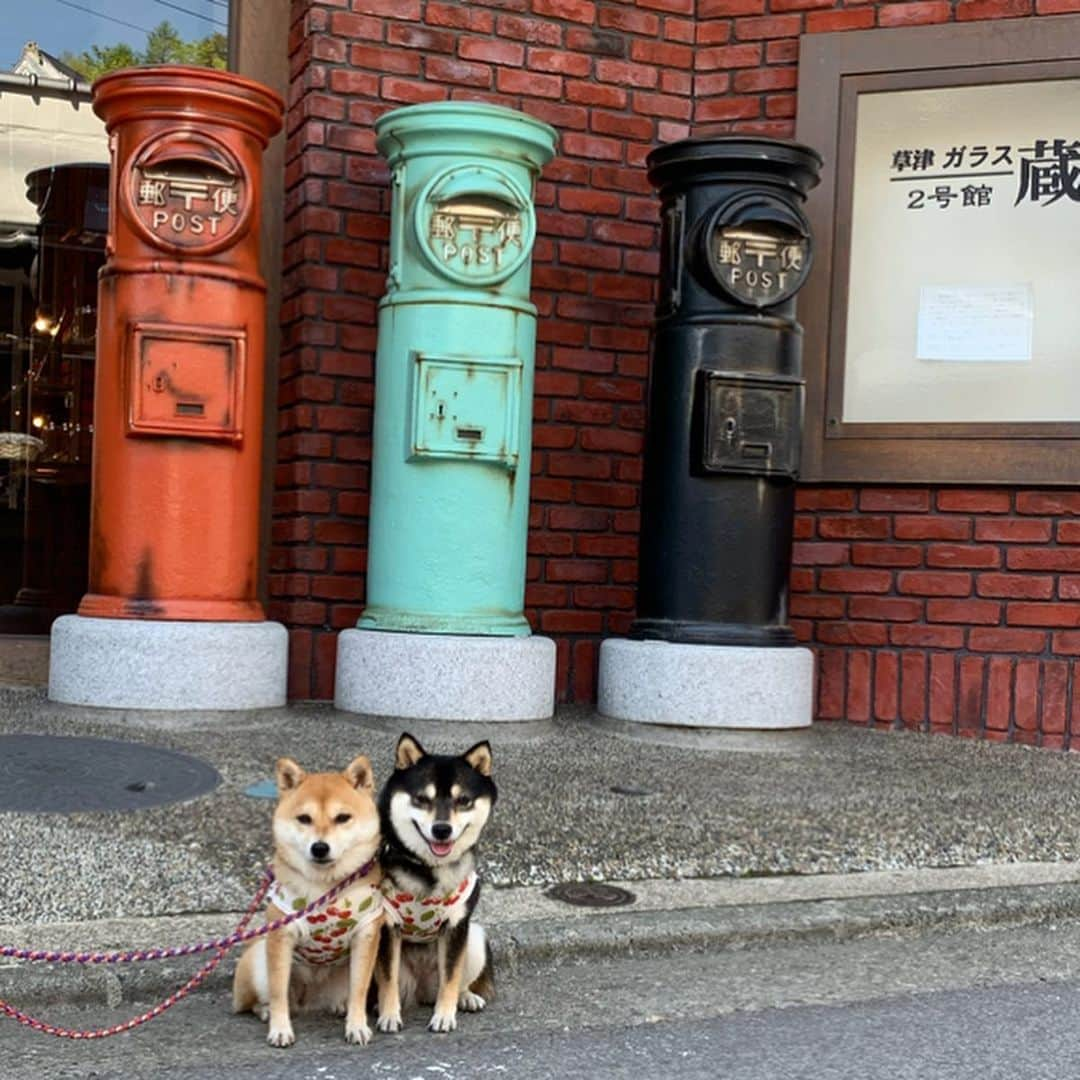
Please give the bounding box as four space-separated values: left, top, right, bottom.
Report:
3 877 1080 1014
498 881 1080 967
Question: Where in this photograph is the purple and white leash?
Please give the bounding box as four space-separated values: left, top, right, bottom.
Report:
0 858 374 1040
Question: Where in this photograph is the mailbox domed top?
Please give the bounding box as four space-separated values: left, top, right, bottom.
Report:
92 66 284 146
647 136 822 198
375 101 557 172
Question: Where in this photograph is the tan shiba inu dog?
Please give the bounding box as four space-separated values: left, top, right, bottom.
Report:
375 734 497 1035
232 756 383 1048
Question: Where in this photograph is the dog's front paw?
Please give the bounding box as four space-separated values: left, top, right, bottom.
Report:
345 1016 373 1046
428 1008 458 1034
330 999 348 1018
267 1023 295 1048
458 991 486 1013
254 1003 270 1023
377 1010 403 1034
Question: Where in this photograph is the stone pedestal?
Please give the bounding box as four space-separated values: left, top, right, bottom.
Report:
335 628 555 722
48 616 287 710
598 638 813 729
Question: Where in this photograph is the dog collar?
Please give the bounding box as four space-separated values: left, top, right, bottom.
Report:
380 871 478 943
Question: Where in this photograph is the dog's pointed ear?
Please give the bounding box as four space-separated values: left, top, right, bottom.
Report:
275 757 305 793
343 754 375 793
395 733 426 770
462 741 492 777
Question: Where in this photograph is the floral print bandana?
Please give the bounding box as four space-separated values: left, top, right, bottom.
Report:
380 872 478 944
267 877 382 966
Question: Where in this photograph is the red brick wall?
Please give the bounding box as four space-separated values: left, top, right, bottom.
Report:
275 1 1073 708
794 487 1080 747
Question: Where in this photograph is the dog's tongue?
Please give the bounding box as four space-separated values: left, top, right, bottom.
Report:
430 840 453 857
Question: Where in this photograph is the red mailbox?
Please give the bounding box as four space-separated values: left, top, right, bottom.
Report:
82 66 282 621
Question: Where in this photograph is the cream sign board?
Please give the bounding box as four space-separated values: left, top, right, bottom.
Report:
842 78 1080 424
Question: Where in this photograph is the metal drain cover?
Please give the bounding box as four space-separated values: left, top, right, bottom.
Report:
546 882 636 908
0 735 220 812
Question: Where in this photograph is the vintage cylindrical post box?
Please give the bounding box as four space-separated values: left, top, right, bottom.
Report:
81 66 282 620
599 137 822 729
362 102 556 636
48 67 288 711
335 102 558 721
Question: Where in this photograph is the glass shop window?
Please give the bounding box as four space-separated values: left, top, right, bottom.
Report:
0 4 229 633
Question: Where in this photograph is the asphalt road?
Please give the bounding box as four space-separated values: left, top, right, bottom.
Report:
9 915 1080 1078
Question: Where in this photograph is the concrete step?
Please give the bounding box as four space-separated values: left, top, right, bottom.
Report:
4 863 1080 1009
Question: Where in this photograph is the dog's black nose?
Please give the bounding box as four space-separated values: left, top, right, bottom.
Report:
431 822 452 842
310 841 330 860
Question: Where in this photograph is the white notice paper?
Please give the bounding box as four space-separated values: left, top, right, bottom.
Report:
916 285 1034 363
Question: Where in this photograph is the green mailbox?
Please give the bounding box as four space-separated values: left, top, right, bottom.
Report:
335 103 557 722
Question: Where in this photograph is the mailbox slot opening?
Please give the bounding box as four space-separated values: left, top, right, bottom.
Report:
415 163 535 286
436 194 520 225
702 193 813 309
127 132 248 254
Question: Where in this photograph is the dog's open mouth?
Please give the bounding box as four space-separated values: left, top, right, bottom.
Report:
415 822 454 858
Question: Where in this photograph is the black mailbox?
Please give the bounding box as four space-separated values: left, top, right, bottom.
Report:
632 137 822 647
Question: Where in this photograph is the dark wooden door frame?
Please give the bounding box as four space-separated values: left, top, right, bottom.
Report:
797 15 1080 485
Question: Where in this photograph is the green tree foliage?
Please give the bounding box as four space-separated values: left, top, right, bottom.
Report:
60 21 227 81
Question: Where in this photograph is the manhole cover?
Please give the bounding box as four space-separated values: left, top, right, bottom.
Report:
0 735 220 812
546 882 636 908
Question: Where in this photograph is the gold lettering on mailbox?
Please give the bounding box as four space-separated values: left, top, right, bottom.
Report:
137 165 239 237
428 196 522 273
711 223 809 308
128 134 248 251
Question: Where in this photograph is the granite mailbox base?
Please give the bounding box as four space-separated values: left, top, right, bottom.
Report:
335 629 555 722
49 616 287 711
597 639 813 730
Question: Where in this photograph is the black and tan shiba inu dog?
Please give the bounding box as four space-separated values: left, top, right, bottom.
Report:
375 733 497 1034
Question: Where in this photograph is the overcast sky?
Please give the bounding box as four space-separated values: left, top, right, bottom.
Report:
1 0 227 69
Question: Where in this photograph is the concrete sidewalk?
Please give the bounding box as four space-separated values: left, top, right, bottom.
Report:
4 682 1080 1003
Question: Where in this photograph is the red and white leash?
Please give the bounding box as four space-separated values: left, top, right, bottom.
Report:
0 859 373 1040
